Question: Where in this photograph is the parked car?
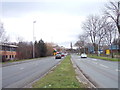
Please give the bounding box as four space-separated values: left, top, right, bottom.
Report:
81 53 87 58
55 54 61 59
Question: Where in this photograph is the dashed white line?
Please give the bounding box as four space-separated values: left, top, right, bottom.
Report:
20 67 24 70
92 62 98 64
115 69 120 72
99 64 109 68
35 64 38 65
92 59 97 61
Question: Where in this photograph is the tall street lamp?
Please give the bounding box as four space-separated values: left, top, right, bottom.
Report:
33 21 36 58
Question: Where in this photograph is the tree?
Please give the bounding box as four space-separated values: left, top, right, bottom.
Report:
17 41 33 59
38 39 47 57
46 43 54 56
112 38 119 45
34 41 39 58
0 22 4 39
75 34 88 53
0 21 9 43
105 22 116 58
82 15 98 52
82 15 108 54
104 1 120 34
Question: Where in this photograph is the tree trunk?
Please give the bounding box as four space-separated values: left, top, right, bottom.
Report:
110 44 114 58
117 25 120 34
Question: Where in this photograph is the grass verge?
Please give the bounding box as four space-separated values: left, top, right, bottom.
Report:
88 55 120 61
32 55 84 88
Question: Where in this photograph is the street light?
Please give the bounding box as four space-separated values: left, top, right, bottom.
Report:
33 21 36 58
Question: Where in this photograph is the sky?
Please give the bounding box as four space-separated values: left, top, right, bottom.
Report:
1 0 108 48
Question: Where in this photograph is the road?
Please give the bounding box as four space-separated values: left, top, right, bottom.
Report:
2 56 62 88
71 54 119 88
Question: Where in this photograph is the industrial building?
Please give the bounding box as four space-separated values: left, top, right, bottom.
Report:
0 44 18 62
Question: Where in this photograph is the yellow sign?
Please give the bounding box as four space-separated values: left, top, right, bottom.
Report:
106 49 110 55
53 52 57 55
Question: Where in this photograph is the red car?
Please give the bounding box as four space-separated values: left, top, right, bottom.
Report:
61 53 65 57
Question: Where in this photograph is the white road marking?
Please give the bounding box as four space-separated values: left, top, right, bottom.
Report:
92 62 98 64
35 64 38 65
92 59 97 61
99 64 109 68
20 67 24 70
115 69 120 72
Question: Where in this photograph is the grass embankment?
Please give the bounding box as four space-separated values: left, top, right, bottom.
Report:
32 55 84 88
88 55 120 61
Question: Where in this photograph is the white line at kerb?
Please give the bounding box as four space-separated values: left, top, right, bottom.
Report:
99 64 109 68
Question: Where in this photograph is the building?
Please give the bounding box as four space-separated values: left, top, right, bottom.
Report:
0 44 18 62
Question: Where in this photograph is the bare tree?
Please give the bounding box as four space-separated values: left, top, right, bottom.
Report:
0 22 4 38
0 21 9 43
75 34 88 53
104 1 120 34
46 42 54 56
96 17 110 55
105 22 116 57
105 23 117 46
17 41 33 59
16 36 24 43
0 21 5 43
96 17 108 44
82 15 109 54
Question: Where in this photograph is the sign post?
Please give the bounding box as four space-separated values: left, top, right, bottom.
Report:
106 49 110 55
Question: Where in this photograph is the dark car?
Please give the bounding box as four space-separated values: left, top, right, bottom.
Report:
55 54 61 59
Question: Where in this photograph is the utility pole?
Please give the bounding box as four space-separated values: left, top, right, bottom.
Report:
83 41 85 53
70 42 73 53
33 21 36 58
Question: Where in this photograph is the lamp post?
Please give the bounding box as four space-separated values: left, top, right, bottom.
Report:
33 21 36 58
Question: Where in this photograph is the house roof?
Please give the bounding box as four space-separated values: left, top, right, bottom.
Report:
0 44 18 48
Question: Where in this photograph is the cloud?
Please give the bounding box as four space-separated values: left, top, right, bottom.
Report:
2 0 108 3
2 0 108 47
2 12 85 47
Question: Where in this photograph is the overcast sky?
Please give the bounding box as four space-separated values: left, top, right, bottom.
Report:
1 0 108 48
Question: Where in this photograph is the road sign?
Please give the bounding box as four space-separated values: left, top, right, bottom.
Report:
106 49 110 55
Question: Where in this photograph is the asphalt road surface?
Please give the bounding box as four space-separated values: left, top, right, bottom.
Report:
2 56 62 88
71 54 119 88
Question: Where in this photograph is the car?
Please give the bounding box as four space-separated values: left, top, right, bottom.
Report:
61 53 65 57
55 54 61 59
81 53 87 58
64 53 68 56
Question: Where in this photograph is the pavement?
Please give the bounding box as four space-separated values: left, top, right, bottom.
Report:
71 54 119 88
2 56 63 88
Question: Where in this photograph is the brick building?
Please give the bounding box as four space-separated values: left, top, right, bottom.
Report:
0 44 18 62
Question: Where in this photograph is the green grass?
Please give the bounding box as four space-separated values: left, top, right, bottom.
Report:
88 55 120 61
32 55 85 88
